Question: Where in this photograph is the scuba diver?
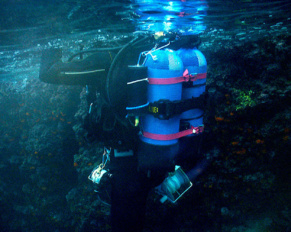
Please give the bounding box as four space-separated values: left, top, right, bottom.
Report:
39 31 207 232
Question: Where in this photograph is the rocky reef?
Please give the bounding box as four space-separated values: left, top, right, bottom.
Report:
0 30 290 232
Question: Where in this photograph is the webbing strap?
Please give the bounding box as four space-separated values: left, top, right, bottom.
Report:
142 126 204 141
148 69 206 85
148 94 205 120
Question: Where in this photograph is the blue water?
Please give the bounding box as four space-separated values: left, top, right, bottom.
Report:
0 0 290 82
0 1 290 232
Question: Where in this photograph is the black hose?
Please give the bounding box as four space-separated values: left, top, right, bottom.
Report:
106 35 151 103
104 35 153 126
107 35 152 82
67 35 151 63
67 46 124 62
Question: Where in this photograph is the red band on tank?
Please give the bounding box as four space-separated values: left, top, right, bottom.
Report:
148 69 206 85
142 125 204 141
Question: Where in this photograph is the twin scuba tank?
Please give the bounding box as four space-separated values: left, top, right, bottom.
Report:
126 47 207 172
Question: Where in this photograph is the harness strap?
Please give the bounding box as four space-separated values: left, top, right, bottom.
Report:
148 69 206 85
142 125 204 141
148 94 205 120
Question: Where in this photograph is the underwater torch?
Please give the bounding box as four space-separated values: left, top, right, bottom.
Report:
156 159 208 203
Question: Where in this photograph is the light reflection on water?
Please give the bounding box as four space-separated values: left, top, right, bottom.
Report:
131 0 208 34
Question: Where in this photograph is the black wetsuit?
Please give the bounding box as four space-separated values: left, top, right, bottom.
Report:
39 43 166 232
39 48 114 86
39 36 204 232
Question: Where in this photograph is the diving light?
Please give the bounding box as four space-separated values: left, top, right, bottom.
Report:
88 167 108 185
156 165 192 203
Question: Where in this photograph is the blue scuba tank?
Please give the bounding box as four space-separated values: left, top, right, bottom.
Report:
140 49 183 145
177 48 207 135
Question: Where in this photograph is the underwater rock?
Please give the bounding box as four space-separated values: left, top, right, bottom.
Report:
0 24 290 232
